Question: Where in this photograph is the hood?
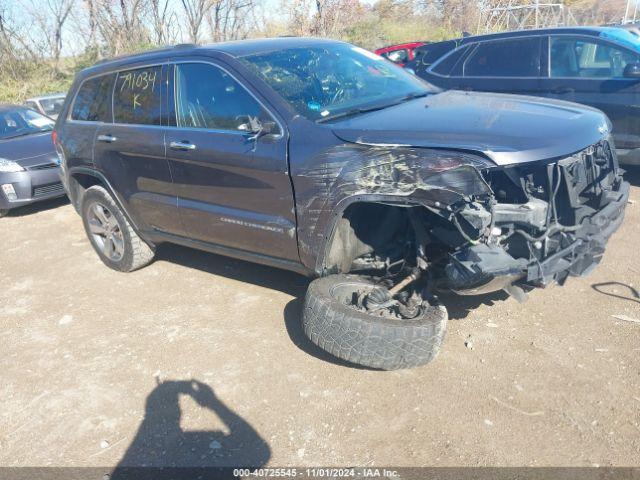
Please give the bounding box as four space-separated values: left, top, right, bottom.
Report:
330 90 610 166
0 131 57 167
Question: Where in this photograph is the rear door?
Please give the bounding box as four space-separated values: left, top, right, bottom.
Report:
60 73 115 175
165 59 298 260
542 35 640 150
93 63 184 236
440 36 543 95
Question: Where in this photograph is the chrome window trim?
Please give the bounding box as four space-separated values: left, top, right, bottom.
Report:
70 58 285 140
429 44 471 77
429 34 544 79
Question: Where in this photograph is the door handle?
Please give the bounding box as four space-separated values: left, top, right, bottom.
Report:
170 141 197 151
97 134 117 143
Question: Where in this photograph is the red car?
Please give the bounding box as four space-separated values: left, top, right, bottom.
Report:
375 42 427 66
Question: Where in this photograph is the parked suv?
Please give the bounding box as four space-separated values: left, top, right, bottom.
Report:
55 38 629 370
416 27 640 164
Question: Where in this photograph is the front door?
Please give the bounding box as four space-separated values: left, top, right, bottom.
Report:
542 35 640 150
165 60 298 261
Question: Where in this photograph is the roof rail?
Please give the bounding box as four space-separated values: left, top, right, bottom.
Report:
92 43 198 66
173 43 197 49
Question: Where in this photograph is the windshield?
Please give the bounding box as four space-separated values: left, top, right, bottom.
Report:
600 28 640 52
40 97 65 115
0 107 55 140
241 44 432 121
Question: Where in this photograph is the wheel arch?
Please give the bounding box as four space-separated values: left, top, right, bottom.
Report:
315 194 435 276
68 167 142 233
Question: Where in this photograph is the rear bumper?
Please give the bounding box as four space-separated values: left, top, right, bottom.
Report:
0 167 66 210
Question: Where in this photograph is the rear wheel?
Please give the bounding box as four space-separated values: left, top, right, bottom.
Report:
302 274 448 370
0 209 7 218
80 186 155 272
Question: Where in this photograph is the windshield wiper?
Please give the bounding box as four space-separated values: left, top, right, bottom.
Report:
317 91 430 123
399 91 429 102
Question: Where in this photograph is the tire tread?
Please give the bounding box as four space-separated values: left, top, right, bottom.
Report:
302 275 448 370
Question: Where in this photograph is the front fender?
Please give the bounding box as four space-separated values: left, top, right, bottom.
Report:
292 143 495 272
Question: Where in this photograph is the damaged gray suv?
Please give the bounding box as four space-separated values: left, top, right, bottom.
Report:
55 38 629 370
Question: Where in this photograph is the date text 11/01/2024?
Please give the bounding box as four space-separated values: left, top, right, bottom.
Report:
232 468 400 477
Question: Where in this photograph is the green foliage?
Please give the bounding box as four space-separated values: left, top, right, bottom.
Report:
0 41 162 104
0 62 74 104
343 16 459 50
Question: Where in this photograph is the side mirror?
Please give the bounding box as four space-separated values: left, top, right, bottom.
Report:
624 62 640 78
237 116 277 136
237 115 262 134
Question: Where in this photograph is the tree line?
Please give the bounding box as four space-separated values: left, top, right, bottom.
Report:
0 0 629 102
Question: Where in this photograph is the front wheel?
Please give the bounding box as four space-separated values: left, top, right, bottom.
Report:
302 274 448 370
80 186 155 272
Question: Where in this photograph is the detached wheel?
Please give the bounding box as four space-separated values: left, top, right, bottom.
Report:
302 274 448 370
81 185 155 272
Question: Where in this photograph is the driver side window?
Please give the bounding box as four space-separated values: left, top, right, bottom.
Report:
173 62 266 131
550 37 639 78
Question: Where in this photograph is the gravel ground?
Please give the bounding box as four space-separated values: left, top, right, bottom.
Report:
0 168 639 468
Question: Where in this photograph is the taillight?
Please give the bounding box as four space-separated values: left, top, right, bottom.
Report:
51 130 58 145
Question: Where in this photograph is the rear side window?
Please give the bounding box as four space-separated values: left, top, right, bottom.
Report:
173 63 264 131
71 74 114 122
420 41 458 66
113 66 162 125
464 37 541 77
431 46 470 76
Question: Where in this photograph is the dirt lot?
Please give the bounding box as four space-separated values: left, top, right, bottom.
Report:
1 169 639 469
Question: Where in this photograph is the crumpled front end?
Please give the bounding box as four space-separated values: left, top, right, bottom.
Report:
444 139 628 299
301 137 627 314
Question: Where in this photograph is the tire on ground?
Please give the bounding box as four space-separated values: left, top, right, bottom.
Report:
81 185 155 272
302 274 448 370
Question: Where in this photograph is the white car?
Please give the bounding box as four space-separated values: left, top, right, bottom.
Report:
23 93 66 120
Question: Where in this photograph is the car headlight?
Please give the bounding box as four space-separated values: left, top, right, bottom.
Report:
0 158 25 173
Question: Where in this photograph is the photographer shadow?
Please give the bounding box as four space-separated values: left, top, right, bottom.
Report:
111 379 270 478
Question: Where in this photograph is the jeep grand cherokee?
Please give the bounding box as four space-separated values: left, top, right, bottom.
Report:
54 38 629 370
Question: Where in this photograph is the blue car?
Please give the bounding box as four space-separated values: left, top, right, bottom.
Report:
414 27 640 164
